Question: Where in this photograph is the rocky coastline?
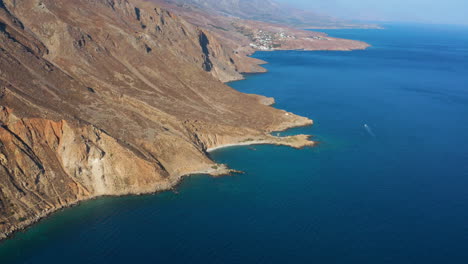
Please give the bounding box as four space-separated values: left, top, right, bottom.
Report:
0 113 314 241
0 0 366 241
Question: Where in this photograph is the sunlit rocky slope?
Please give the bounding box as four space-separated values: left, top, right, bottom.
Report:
0 0 367 240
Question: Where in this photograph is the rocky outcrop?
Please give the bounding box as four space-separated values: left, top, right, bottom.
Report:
0 0 315 240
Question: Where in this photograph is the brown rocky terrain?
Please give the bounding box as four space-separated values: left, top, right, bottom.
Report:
0 0 367 240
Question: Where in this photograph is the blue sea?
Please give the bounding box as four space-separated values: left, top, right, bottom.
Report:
1 24 468 263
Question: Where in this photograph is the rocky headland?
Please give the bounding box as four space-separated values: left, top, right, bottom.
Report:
0 0 367 240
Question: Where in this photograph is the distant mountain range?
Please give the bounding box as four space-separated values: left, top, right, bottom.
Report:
156 0 379 28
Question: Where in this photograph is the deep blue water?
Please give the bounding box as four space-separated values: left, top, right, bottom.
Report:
1 24 468 263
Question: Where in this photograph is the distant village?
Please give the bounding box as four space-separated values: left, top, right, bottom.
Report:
249 30 328 50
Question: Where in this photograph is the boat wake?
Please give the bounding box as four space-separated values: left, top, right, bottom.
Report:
364 124 376 137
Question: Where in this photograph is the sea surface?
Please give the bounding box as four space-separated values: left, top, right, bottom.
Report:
1 24 468 263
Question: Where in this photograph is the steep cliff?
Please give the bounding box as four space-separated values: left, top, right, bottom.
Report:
0 0 316 239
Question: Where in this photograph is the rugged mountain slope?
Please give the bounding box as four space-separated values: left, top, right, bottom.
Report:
155 0 377 29
0 0 318 239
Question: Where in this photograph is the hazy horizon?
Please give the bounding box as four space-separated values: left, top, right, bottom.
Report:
276 0 468 26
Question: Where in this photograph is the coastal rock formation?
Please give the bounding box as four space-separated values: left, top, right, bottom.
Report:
0 0 319 240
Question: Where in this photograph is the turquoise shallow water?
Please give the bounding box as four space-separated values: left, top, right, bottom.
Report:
1 24 468 263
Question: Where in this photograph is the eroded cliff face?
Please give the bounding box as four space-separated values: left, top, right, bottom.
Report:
0 0 313 239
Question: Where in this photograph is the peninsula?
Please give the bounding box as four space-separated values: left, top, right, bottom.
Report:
0 0 368 240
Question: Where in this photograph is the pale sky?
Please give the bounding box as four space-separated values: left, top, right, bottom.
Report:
276 0 468 25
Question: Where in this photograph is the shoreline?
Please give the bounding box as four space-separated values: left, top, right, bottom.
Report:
0 0 368 244
207 141 270 152
0 138 313 243
0 49 319 244
207 138 315 153
0 131 315 243
225 42 370 83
